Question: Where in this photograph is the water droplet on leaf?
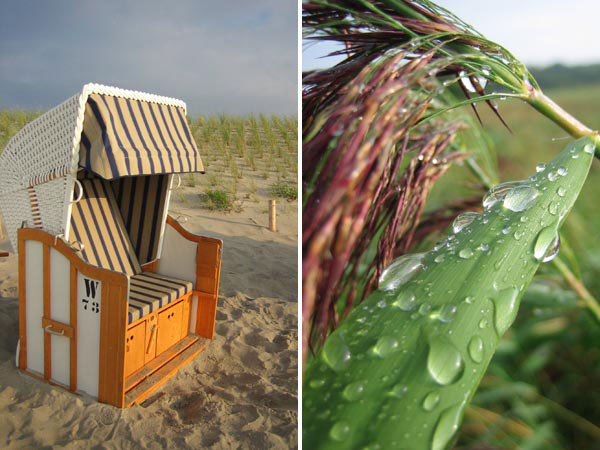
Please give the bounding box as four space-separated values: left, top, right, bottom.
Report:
379 254 425 291
427 336 464 385
322 334 351 372
493 286 519 336
557 186 566 197
438 304 457 323
459 248 473 259
431 404 464 450
343 381 365 401
387 384 408 399
422 391 441 411
534 226 560 263
330 421 351 441
372 336 400 358
452 211 479 233
483 181 526 209
535 163 546 173
468 336 484 363
503 185 539 212
309 379 325 389
391 292 417 311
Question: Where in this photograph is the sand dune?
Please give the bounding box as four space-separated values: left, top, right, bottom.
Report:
0 196 298 449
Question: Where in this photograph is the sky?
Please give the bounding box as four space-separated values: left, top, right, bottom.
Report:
303 0 600 70
0 0 297 115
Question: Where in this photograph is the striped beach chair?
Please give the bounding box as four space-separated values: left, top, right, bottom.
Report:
0 84 222 407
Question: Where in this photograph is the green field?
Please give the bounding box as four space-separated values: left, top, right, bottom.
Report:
427 85 600 449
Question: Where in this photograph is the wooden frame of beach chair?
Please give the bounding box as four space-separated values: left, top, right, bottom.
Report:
0 84 222 407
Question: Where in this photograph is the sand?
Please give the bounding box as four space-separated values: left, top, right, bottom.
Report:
0 188 298 449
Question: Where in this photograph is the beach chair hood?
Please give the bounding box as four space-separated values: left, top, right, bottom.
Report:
0 84 204 253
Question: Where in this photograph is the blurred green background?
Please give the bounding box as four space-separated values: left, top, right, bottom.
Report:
425 80 600 449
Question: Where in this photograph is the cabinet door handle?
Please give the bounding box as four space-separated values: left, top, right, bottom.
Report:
146 324 156 354
44 325 65 336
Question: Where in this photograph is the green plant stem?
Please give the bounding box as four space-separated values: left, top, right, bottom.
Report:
527 89 600 155
533 392 600 440
552 257 600 321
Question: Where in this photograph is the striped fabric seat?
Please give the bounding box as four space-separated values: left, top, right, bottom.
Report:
127 272 193 324
110 175 169 265
69 177 142 275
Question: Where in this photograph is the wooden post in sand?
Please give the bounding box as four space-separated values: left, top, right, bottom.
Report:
269 200 277 232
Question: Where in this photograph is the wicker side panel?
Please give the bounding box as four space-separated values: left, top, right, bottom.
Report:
0 189 35 252
0 95 80 194
35 177 69 238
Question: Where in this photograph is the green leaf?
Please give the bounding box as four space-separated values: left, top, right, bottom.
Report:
303 137 595 450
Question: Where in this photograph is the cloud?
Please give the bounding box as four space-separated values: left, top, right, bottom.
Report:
0 0 297 115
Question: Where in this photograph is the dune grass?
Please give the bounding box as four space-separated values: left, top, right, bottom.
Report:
0 111 298 212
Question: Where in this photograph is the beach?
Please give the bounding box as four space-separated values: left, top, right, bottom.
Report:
0 186 298 449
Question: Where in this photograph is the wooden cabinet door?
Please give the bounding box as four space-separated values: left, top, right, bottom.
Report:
124 321 145 377
180 296 191 339
156 301 183 355
144 314 158 364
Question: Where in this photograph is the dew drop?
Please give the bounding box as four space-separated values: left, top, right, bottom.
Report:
478 243 489 252
391 292 417 311
502 226 511 235
534 226 560 262
379 253 425 291
548 202 559 215
464 296 474 304
427 336 464 385
479 318 488 329
459 71 477 93
330 421 351 441
438 304 457 323
343 381 365 402
547 171 558 182
458 248 473 259
467 336 484 363
584 142 595 154
502 185 539 212
322 333 351 372
431 404 465 450
309 379 325 389
434 254 445 263
422 391 440 411
513 230 524 241
535 163 546 173
377 299 387 309
452 211 479 233
419 303 432 315
493 286 519 336
557 167 568 177
557 186 566 197
372 336 400 358
387 383 408 399
483 181 525 209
